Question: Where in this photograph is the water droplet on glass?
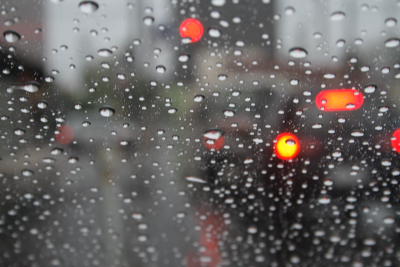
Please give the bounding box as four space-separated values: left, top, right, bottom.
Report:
14 82 39 93
318 196 331 204
3 30 21 43
383 216 395 225
285 139 296 145
330 11 346 21
97 48 113 57
21 169 34 177
364 84 376 93
208 28 221 38
143 16 154 26
204 130 223 140
178 54 190 62
193 95 205 103
14 128 25 136
79 1 99 14
247 226 258 234
168 108 177 114
385 38 400 48
284 6 296 15
99 107 115 117
37 101 48 109
351 130 364 137
223 110 235 117
385 17 397 27
185 176 207 183
218 74 227 81
289 47 308 58
156 65 166 73
211 0 225 6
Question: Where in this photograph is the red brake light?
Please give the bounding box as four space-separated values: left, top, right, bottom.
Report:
315 89 364 112
179 18 204 43
391 129 400 153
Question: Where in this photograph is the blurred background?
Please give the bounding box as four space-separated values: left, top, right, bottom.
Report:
0 0 400 266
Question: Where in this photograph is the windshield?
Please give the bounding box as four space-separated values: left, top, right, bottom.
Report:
1 0 400 266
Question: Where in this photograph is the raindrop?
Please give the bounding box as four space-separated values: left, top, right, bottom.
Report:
385 38 400 48
218 74 227 81
383 216 395 225
247 226 258 234
289 47 308 58
79 1 99 14
168 108 177 114
37 101 48 109
363 84 376 94
208 28 221 38
99 107 115 117
82 121 91 127
178 54 190 62
284 6 296 15
14 128 25 136
351 130 364 137
21 169 34 177
211 0 225 6
318 197 331 204
323 73 335 79
204 130 223 140
143 16 154 26
156 65 166 73
285 139 296 145
330 11 346 21
223 110 235 117
3 30 21 43
14 82 40 93
385 18 397 27
185 176 207 183
336 39 345 47
97 48 113 57
193 95 205 103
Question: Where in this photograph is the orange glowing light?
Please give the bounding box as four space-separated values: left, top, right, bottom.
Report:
179 18 204 43
391 128 400 153
274 132 301 160
315 89 364 112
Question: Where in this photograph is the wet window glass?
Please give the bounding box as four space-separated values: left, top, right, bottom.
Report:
1 0 400 266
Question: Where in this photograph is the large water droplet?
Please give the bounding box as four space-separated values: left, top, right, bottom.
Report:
208 28 221 38
79 1 99 14
99 107 115 117
223 110 235 117
385 38 400 48
385 18 397 27
211 0 225 6
21 169 34 177
143 16 154 26
289 47 308 58
3 30 21 43
13 82 40 93
364 84 376 94
156 65 166 73
185 176 207 183
178 54 190 63
97 48 113 57
193 95 205 103
330 11 346 21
